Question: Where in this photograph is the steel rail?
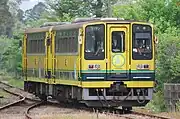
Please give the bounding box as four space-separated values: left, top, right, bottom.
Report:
131 111 173 119
25 102 45 119
0 88 25 111
0 81 40 102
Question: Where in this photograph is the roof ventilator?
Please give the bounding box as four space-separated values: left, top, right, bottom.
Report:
40 22 71 27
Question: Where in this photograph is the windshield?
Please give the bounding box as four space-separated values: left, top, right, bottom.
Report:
132 25 152 60
85 24 105 60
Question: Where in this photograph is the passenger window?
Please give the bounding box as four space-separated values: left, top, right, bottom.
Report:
27 32 45 54
55 30 78 53
112 31 125 53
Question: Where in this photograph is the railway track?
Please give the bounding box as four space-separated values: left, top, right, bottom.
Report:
0 81 41 118
91 108 173 119
0 81 26 111
0 88 25 111
0 81 40 102
24 101 173 119
0 85 39 111
25 101 44 119
22 97 173 119
0 81 174 119
120 111 173 119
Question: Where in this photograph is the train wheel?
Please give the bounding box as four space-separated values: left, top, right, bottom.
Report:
39 94 47 102
122 106 132 113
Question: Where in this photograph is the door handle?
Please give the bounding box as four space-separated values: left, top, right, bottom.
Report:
65 59 67 66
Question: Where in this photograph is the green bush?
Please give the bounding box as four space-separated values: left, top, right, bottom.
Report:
176 101 180 111
146 91 167 112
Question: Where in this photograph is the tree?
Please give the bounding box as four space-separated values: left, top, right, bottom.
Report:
0 0 14 37
44 0 118 22
24 2 46 22
0 36 22 77
17 9 24 22
137 0 179 33
113 0 180 33
8 0 22 16
112 1 142 20
157 33 180 84
44 0 87 21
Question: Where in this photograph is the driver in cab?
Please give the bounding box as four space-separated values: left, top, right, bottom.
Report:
112 36 121 52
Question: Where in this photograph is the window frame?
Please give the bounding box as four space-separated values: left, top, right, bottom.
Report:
132 24 153 60
111 31 125 53
55 29 79 54
84 24 105 60
26 32 45 54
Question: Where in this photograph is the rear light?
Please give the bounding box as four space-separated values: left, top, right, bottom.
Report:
136 64 150 70
88 64 100 70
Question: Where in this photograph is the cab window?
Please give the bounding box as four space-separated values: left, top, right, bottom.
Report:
132 24 152 60
84 24 105 60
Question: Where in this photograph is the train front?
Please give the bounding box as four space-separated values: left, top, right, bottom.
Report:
80 21 155 109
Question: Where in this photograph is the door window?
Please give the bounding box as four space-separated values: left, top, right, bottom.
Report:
112 31 125 53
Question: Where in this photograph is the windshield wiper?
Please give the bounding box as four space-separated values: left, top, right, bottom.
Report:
95 48 101 56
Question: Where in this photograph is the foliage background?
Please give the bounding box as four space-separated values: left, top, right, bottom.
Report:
0 0 179 112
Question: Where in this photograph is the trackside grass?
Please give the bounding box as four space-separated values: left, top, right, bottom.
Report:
0 76 23 89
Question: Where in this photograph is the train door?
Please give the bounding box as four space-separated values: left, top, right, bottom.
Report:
107 24 129 80
45 30 55 83
22 34 27 81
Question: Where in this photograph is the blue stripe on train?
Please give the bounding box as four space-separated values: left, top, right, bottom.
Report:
81 72 155 81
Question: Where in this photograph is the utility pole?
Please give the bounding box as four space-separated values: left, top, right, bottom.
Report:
107 0 112 17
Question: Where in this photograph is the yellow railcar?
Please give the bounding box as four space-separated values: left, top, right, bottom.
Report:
22 18 156 110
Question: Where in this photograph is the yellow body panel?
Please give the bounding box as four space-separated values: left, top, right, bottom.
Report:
81 22 107 73
26 77 154 88
22 34 27 72
53 28 82 80
27 55 45 69
45 31 53 69
130 22 154 71
55 55 79 70
81 81 154 88
55 55 79 80
131 60 154 71
49 79 81 86
27 77 48 83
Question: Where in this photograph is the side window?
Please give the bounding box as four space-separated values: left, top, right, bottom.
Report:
27 32 45 54
55 30 78 53
112 31 125 53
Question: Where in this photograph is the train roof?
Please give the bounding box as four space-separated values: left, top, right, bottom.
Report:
25 18 152 34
